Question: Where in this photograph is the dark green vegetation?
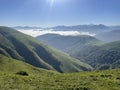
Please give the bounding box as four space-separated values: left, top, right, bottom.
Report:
70 41 120 70
0 26 93 72
16 71 29 76
0 55 120 90
95 30 120 42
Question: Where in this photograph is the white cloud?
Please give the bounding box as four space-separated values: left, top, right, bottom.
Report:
18 29 95 37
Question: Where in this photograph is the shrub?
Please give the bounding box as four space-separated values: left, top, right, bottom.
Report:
16 71 29 76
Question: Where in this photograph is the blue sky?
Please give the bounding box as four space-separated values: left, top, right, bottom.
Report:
0 0 120 27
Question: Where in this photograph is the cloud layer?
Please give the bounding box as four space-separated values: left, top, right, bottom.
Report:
18 29 95 37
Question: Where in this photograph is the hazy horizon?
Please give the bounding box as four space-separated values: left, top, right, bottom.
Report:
5 24 120 28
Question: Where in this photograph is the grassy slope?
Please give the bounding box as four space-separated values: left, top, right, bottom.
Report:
0 27 119 89
0 26 93 72
0 55 56 74
0 55 119 90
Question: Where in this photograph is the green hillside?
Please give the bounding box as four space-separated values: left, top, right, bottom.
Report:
70 41 120 70
37 34 120 70
0 26 92 72
0 55 119 90
0 54 56 74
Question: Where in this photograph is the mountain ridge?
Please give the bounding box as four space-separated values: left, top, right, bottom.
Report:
36 33 103 53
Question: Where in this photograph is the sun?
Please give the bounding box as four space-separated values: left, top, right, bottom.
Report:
48 0 65 6
47 0 65 10
50 0 55 6
51 0 55 3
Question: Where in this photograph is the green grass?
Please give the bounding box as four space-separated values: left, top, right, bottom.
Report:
0 68 120 90
0 55 120 90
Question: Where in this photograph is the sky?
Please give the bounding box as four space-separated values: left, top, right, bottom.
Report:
0 0 120 27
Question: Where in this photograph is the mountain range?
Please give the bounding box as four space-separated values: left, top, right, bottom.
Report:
52 24 110 33
13 24 120 34
0 26 93 73
37 33 120 70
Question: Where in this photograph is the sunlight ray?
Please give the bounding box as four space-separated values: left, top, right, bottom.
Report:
49 0 55 8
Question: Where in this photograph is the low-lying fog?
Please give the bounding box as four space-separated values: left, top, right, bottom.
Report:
18 29 95 37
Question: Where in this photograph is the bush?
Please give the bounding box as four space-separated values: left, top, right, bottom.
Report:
16 71 29 76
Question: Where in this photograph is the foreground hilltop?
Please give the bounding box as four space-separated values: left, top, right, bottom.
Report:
0 55 119 90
